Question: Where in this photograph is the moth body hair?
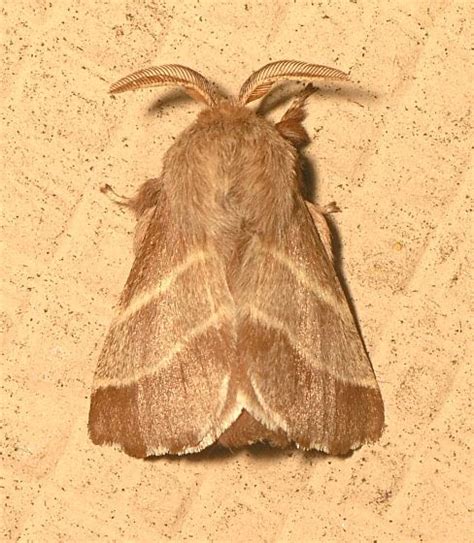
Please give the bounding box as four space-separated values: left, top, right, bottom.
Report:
89 61 384 458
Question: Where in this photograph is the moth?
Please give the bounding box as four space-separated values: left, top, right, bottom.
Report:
89 60 384 458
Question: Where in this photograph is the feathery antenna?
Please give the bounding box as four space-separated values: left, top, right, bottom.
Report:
239 60 349 105
109 64 222 107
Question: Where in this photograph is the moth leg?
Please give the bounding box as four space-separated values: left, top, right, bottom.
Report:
101 179 162 254
305 201 340 263
100 183 133 207
101 178 161 218
318 201 341 215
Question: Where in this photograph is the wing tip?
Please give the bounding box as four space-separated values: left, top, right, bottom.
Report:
88 379 244 459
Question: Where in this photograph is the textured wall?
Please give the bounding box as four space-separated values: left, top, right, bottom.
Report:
2 1 471 541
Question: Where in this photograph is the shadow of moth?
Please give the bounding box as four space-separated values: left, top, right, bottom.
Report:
89 60 384 458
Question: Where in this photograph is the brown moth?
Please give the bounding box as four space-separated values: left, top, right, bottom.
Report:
89 60 384 458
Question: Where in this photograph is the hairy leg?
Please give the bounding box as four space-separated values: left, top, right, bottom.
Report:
101 179 161 254
100 178 161 218
100 184 132 207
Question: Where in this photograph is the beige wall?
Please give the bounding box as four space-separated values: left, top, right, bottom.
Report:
2 1 471 541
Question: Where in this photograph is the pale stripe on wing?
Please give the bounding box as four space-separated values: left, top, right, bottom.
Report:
245 304 377 388
263 248 345 319
113 250 215 326
94 305 234 389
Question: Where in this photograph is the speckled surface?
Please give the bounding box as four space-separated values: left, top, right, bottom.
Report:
1 1 472 541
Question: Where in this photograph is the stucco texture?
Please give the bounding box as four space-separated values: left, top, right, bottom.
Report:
1 1 472 541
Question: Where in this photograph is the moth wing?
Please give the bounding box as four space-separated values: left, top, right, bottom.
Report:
88 193 238 458
239 198 384 455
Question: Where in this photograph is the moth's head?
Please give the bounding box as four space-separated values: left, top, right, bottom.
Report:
109 61 349 147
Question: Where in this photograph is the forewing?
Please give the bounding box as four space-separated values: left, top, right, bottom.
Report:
239 198 384 455
88 192 238 457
